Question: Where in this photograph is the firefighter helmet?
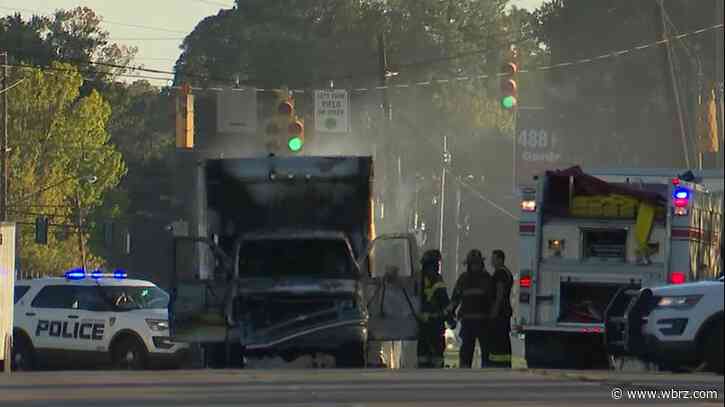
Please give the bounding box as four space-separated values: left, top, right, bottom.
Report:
463 249 485 265
421 249 442 266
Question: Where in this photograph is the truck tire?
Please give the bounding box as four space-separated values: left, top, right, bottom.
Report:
112 336 148 370
11 335 35 371
336 341 366 368
704 320 723 374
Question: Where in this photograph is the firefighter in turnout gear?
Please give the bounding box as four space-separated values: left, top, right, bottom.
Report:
488 249 514 367
417 249 453 368
449 249 494 368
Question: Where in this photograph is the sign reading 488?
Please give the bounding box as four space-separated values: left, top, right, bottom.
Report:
518 129 559 149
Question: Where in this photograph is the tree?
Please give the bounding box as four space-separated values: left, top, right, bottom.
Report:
87 80 177 272
7 63 126 276
531 0 721 168
1 7 137 87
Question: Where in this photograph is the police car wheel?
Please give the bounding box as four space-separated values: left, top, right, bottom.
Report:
112 337 147 370
11 336 34 371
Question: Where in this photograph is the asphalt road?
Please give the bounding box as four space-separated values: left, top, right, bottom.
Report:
0 369 722 406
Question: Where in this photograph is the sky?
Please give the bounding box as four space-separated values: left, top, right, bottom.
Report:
0 0 544 86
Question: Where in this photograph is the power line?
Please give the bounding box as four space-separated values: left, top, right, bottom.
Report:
0 5 189 34
170 22 723 95
4 47 177 76
0 46 239 84
4 10 721 94
0 78 25 95
2 61 173 83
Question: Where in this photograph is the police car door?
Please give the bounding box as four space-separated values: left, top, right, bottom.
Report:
28 285 80 351
360 234 421 341
69 286 112 353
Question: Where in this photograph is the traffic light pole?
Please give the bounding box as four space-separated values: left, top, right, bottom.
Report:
377 33 397 231
438 135 447 253
76 191 86 271
659 0 691 169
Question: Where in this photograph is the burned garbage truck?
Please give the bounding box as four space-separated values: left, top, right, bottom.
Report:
170 155 420 367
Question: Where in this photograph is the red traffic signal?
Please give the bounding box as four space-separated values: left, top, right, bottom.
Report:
288 120 303 136
502 62 518 75
500 78 517 94
278 101 294 116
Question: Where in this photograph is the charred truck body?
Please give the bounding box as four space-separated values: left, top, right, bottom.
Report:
170 155 420 367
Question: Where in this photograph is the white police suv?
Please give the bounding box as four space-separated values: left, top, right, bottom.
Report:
12 269 188 370
606 275 724 373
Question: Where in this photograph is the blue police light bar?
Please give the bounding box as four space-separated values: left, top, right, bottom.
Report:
674 188 690 200
64 268 128 280
65 268 86 280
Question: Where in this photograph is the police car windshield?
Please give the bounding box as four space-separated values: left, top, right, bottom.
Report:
100 286 169 310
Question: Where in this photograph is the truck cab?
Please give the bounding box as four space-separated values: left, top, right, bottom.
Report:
230 231 367 365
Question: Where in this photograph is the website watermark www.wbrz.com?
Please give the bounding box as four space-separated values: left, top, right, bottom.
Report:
611 387 721 401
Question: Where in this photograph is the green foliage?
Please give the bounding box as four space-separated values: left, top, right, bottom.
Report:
2 6 178 276
8 63 127 275
0 7 137 84
175 1 543 143
530 0 719 167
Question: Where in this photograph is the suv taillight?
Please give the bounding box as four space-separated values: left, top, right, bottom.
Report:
668 272 686 285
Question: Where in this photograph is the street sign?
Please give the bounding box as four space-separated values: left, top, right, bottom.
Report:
217 88 258 134
515 108 571 187
314 90 350 133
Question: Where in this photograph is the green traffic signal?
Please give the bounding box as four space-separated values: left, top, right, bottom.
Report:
501 95 517 109
288 137 303 152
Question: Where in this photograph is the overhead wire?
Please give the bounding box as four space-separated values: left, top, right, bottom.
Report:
2 9 721 95
1 61 174 83
0 78 25 94
3 3 721 92
169 22 723 94
0 5 188 34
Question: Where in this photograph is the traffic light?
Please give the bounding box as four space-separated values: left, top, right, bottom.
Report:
500 62 518 110
175 83 194 149
277 98 305 153
35 216 49 245
287 120 304 152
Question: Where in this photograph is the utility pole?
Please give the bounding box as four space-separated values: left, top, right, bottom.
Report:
378 34 392 126
377 33 398 232
453 180 462 280
438 135 448 252
76 191 86 270
1 51 8 222
659 0 691 169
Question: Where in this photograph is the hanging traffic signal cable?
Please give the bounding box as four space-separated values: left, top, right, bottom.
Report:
168 22 722 96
